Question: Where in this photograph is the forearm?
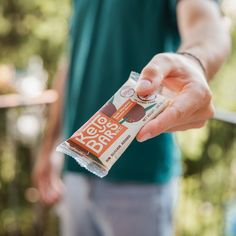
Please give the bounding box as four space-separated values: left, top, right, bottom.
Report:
40 61 68 158
177 0 231 80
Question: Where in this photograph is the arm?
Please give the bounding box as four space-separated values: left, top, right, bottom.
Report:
40 60 67 157
135 0 231 142
177 0 231 80
33 60 68 205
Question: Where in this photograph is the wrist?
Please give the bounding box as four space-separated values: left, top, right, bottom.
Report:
176 51 206 77
38 144 53 161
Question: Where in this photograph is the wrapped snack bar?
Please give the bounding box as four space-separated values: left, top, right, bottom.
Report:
56 72 169 177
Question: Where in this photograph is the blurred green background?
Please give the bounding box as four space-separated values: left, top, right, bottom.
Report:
0 0 236 235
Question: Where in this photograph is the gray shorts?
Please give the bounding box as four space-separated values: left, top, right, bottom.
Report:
57 173 178 236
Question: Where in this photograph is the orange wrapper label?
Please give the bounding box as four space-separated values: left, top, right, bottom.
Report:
70 112 127 158
111 99 136 121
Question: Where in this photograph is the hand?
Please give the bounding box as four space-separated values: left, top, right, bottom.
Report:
32 152 64 206
135 53 215 142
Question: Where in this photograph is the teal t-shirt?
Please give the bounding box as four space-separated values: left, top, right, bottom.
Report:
63 0 181 183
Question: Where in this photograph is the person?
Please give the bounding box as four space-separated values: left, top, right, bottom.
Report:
33 0 230 235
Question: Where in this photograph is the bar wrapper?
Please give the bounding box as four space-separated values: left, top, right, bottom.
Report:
56 72 169 177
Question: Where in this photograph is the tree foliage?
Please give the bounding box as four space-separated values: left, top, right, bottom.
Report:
0 0 70 76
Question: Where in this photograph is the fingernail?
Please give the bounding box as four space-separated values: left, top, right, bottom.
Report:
136 80 152 90
138 133 152 142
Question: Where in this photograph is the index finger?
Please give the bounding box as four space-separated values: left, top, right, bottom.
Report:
136 88 202 141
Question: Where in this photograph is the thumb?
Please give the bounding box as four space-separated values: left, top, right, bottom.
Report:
135 67 162 96
135 53 176 96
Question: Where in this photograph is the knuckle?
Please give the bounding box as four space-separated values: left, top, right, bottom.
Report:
170 106 183 121
208 103 215 118
155 53 174 64
205 89 213 103
148 125 157 137
149 120 162 136
201 86 212 103
153 54 161 62
196 84 212 104
141 65 158 78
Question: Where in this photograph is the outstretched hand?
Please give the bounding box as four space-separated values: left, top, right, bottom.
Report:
33 154 64 206
135 53 214 142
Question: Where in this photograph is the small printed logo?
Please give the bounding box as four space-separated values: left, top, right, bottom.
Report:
120 86 135 98
138 94 157 102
